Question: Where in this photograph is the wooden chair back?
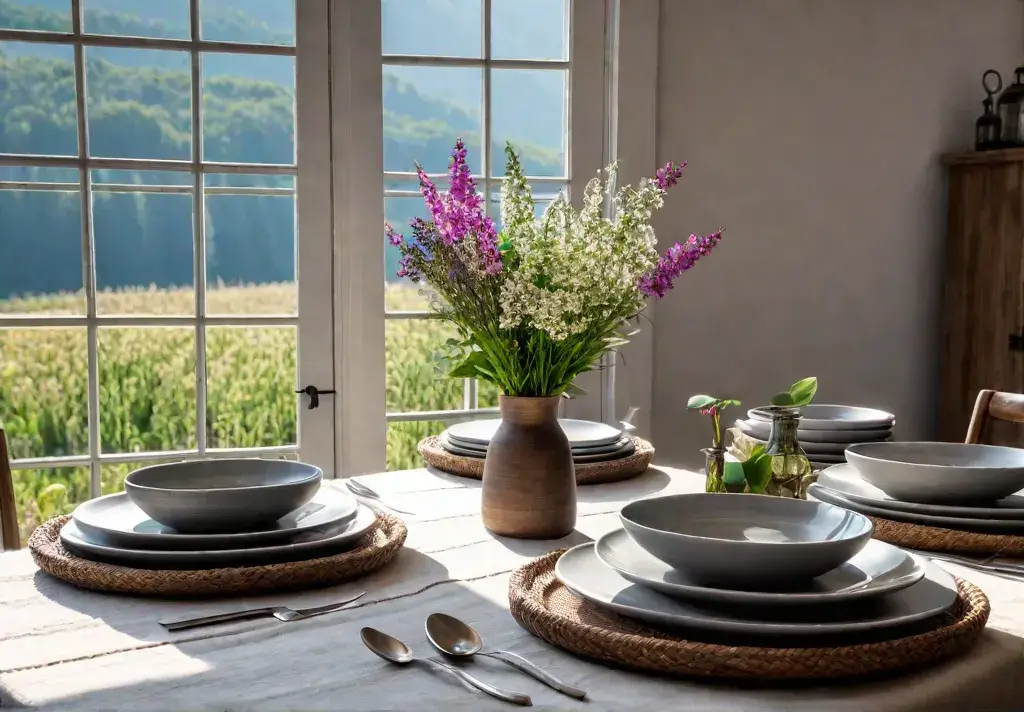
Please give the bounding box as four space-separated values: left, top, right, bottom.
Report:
0 426 20 551
965 389 1024 445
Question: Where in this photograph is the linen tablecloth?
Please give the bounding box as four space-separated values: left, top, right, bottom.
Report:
1 466 1023 711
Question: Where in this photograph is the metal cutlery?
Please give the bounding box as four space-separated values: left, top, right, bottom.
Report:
906 549 1024 579
345 479 416 515
425 613 586 700
160 591 367 631
361 627 532 706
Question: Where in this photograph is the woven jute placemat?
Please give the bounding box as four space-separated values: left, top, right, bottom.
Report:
868 515 1024 557
508 550 990 681
29 511 407 598
418 436 655 485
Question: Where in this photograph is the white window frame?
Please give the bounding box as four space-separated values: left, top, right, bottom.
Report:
0 0 338 490
331 0 615 475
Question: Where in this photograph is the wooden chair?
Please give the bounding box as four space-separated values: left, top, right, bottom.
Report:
0 426 20 550
965 389 1024 445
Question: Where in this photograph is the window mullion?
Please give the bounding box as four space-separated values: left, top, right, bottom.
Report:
189 0 208 457
70 0 101 498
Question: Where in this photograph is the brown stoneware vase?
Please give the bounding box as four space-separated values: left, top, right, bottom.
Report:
481 395 576 539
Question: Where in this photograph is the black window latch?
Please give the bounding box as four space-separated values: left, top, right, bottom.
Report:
296 385 336 409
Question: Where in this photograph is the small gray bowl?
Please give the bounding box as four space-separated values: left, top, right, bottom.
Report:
619 493 874 589
846 441 1024 504
124 459 322 534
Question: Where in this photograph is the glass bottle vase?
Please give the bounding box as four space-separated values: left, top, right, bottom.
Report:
702 447 727 493
752 406 816 498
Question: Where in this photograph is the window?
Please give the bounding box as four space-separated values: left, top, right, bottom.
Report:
379 0 609 470
0 0 334 541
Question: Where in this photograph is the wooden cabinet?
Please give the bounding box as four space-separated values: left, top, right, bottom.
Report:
940 149 1024 446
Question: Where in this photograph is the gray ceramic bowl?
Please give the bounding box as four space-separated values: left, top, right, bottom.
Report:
846 441 1024 504
123 459 322 533
619 493 874 589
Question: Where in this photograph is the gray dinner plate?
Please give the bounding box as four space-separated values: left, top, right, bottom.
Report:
72 486 359 551
555 543 956 637
439 432 636 463
748 405 896 431
595 529 925 606
808 483 1024 532
818 463 1024 519
60 504 377 570
737 419 892 444
446 418 623 447
445 431 632 456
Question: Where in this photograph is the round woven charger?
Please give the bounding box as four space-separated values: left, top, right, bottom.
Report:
418 435 655 485
868 515 1024 557
29 511 407 598
508 550 990 681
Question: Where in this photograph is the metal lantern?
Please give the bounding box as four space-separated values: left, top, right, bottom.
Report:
976 69 1003 151
998 65 1024 146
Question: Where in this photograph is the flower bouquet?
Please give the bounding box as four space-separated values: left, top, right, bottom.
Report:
390 139 723 537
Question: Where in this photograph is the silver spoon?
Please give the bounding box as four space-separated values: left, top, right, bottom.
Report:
425 613 587 700
360 627 532 706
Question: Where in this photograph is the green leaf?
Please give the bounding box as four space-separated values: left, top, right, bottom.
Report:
723 460 746 490
769 391 795 406
742 448 773 494
497 241 512 253
447 350 490 379
687 395 717 409
789 376 818 406
563 382 587 398
718 399 742 408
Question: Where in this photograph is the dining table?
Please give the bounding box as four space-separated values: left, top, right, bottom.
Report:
2 465 1024 711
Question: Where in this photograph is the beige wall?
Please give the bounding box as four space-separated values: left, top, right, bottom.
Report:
651 0 1023 467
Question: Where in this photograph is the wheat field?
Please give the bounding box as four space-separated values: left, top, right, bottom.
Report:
1 282 492 540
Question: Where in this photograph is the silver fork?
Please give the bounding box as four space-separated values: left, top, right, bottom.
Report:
160 591 367 631
345 479 416 515
906 549 1024 579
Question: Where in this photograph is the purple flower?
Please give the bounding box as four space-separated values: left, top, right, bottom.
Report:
385 223 404 247
638 229 724 299
654 161 687 190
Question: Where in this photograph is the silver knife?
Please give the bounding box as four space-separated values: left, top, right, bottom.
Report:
160 591 367 631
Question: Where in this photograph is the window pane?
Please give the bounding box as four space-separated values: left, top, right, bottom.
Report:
205 177 296 315
387 421 444 471
491 0 567 60
101 459 179 495
382 0 481 58
13 466 89 543
92 174 194 315
84 0 190 39
491 69 566 178
206 326 296 449
201 0 295 46
0 328 89 459
383 66 481 174
86 46 191 160
0 180 84 316
478 379 501 408
0 42 77 156
386 319 463 413
92 169 191 186
0 1 71 31
98 327 197 454
202 53 295 164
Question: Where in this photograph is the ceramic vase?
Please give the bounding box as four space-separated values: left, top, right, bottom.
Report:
481 395 576 539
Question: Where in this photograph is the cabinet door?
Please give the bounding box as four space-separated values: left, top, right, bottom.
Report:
940 162 1024 446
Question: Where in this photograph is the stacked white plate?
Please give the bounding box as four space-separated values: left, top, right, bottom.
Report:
438 418 636 464
734 404 895 470
62 476 373 570
554 494 959 639
809 458 1024 534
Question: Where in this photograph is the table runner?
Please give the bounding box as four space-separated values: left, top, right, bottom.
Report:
1 466 1023 710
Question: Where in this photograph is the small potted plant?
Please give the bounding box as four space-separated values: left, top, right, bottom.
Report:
691 377 817 497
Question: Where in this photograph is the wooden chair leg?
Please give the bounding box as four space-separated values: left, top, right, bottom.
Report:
0 430 20 551
965 389 996 445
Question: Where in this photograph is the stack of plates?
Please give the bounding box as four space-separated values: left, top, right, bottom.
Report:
555 493 958 638
734 404 895 470
60 460 375 570
438 418 636 464
809 442 1024 533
